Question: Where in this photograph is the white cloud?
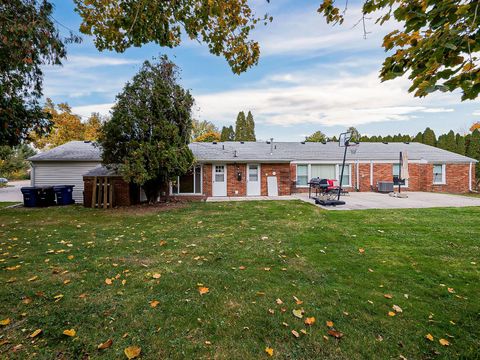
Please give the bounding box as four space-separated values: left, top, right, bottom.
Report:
64 55 140 69
193 68 458 128
72 103 115 119
473 110 480 116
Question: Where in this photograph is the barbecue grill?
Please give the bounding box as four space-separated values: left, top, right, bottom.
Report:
308 178 348 200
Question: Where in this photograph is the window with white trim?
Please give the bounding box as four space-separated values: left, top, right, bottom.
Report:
337 164 351 187
172 165 202 194
296 164 308 186
433 164 446 184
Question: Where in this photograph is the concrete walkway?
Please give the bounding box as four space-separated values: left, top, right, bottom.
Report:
0 180 29 202
293 192 480 210
206 195 296 202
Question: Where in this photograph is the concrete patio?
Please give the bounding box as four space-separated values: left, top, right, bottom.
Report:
292 191 480 210
206 195 296 202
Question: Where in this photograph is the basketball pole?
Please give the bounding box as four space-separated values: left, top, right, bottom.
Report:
338 138 349 201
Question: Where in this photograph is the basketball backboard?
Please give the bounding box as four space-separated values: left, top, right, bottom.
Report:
338 132 352 147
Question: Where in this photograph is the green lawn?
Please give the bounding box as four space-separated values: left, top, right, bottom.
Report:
0 201 479 359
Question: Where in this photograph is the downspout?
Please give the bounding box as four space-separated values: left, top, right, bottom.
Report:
469 162 473 192
31 163 35 186
356 160 360 191
369 161 373 191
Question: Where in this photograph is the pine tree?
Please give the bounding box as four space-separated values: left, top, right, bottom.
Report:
413 132 423 143
467 129 480 160
444 130 456 152
220 126 235 141
455 133 466 155
244 111 256 141
422 127 437 146
234 111 246 141
437 134 447 150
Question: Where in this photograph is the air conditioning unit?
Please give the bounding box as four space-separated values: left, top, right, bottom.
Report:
377 181 394 193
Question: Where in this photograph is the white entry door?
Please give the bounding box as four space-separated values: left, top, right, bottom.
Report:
212 164 227 196
247 164 261 196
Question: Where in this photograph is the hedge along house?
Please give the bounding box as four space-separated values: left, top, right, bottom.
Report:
28 140 477 205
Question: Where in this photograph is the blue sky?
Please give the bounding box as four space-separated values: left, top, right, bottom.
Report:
44 0 480 141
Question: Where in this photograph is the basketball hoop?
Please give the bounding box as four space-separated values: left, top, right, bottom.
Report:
338 132 352 147
349 143 359 154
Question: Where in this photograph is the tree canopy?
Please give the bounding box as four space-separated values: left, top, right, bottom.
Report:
305 130 326 142
234 111 256 141
318 0 480 100
99 56 194 203
194 131 221 142
220 126 235 141
0 0 79 147
191 119 218 141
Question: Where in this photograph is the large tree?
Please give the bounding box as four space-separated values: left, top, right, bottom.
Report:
191 119 218 141
244 111 256 141
305 130 326 142
0 144 36 180
220 126 235 141
0 0 78 147
31 99 85 149
99 57 194 203
422 127 437 146
74 1 480 100
234 111 247 141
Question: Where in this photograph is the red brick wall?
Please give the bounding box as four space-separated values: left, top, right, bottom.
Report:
226 163 247 196
203 164 212 197
260 163 291 196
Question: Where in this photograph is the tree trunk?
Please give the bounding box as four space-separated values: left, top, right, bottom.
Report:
142 179 161 204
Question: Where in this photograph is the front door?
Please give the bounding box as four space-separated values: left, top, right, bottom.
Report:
212 164 227 196
247 164 261 196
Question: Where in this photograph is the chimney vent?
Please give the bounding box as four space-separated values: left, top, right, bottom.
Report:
270 138 274 155
234 150 238 157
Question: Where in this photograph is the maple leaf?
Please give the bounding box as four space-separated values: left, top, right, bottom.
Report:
275 298 283 305
425 333 434 341
63 329 76 337
98 339 113 350
291 330 300 338
293 296 303 305
327 329 344 339
388 311 396 317
384 294 393 299
265 347 274 356
105 278 113 285
292 309 304 319
358 248 365 254
152 273 161 279
150 300 160 308
439 338 450 346
29 329 42 338
198 286 209 295
124 346 141 359
305 317 316 326
28 276 38 282
0 318 11 326
392 305 403 313
326 320 334 327
447 288 455 293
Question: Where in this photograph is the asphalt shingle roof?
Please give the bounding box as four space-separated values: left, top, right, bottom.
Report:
28 141 102 162
29 140 477 163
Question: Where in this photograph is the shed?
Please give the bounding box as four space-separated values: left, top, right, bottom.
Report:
28 141 102 203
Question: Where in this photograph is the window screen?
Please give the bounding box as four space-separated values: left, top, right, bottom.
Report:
311 164 335 179
433 164 444 184
296 165 308 186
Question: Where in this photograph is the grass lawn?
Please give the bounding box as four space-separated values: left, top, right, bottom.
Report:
0 201 479 359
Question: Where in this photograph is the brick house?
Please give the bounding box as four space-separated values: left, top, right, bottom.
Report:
29 140 477 205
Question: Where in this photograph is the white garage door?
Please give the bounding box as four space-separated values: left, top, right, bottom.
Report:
32 161 101 203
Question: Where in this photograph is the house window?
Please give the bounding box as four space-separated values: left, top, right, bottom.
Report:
337 164 351 187
296 165 308 186
433 164 446 184
172 165 202 194
311 164 335 179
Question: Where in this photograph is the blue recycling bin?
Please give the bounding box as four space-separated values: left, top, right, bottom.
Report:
53 185 75 205
21 187 40 207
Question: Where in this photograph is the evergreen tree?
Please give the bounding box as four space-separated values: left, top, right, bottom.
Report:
455 133 466 155
234 111 246 141
244 111 256 141
422 127 437 146
305 131 326 142
444 130 456 152
220 126 235 141
437 134 448 150
413 132 423 143
466 129 480 160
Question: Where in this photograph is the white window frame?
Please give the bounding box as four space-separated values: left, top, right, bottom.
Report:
432 164 446 185
295 163 352 188
171 165 203 195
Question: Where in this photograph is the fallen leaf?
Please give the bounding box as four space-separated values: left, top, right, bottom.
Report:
79 293 87 299
264 267 270 271
239 266 246 270
388 311 396 317
326 320 334 327
198 286 209 295
22 297 32 304
439 338 450 346
292 309 304 319
425 333 434 341
150 300 160 308
265 347 274 356
6 265 20 271
105 278 112 285
358 248 365 254
63 329 76 337
0 318 10 326
327 329 344 339
67 255 74 260
268 309 275 315
392 305 403 313
28 276 38 282
124 346 141 359
275 298 283 305
384 294 393 299
447 288 455 293
98 339 113 350
304 317 315 326
291 330 300 338
29 329 42 338
205 340 211 345
293 296 303 305
152 273 161 279
300 329 307 335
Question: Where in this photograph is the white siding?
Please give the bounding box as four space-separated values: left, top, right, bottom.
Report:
31 162 101 203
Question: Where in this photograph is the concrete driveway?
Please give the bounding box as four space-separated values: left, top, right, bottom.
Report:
294 191 480 210
0 180 30 202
